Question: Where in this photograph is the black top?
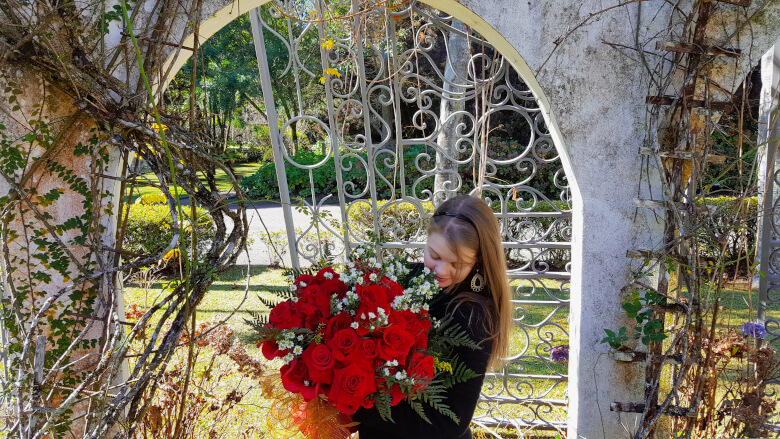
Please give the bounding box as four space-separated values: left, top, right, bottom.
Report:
353 265 493 439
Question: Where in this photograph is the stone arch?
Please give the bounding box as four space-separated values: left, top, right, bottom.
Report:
161 0 584 434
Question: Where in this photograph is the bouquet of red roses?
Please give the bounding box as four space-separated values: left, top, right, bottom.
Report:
254 246 478 426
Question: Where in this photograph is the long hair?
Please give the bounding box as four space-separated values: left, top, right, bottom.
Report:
427 195 512 370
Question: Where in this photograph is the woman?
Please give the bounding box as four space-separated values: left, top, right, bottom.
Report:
352 195 512 439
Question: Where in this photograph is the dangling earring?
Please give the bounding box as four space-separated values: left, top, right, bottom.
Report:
470 269 484 293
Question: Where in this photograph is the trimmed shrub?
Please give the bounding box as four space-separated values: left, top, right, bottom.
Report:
346 200 434 243
346 198 572 270
239 146 437 201
123 203 216 265
500 199 572 270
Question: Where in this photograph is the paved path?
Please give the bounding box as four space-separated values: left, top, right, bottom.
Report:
234 201 343 267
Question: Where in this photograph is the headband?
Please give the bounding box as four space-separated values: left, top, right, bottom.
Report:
432 211 476 228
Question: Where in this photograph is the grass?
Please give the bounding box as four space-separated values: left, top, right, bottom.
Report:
124 265 289 438
123 267 778 438
128 161 264 203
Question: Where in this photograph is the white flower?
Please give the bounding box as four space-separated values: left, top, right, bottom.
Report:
300 282 307 287
369 273 378 281
368 312 376 319
304 380 311 386
324 271 333 279
292 297 299 302
361 313 367 319
350 322 359 329
297 335 305 341
395 371 407 380
383 368 390 376
369 257 376 264
290 285 297 291
423 267 431 274
391 360 399 366
293 346 303 355
283 353 295 364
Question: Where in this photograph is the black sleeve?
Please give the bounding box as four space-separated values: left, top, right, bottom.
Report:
353 302 493 439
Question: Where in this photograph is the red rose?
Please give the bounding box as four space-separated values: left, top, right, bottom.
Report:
261 340 286 360
379 276 404 302
327 362 377 414
269 300 304 330
316 267 340 282
356 284 390 321
301 343 334 385
389 310 430 350
330 328 360 363
297 285 331 329
281 358 318 401
295 274 317 288
359 338 379 361
377 325 415 361
320 279 348 298
407 353 435 392
325 312 354 339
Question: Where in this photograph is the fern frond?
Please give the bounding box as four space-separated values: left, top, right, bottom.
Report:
283 266 318 279
427 316 481 354
440 355 480 388
259 285 298 301
415 381 459 423
243 310 268 332
375 391 393 423
407 399 431 424
256 295 280 310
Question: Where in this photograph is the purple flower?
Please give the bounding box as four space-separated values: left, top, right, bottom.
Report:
741 322 766 339
550 344 569 364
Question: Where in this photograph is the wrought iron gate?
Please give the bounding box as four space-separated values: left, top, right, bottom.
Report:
249 0 572 432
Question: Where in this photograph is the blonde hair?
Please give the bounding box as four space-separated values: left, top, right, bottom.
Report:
427 195 512 370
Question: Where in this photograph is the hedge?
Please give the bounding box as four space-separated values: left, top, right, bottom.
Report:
123 202 215 266
239 144 566 202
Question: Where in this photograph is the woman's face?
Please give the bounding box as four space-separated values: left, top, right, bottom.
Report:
423 231 477 288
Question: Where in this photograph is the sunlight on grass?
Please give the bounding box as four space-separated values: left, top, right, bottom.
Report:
122 269 778 438
128 161 263 203
124 265 290 438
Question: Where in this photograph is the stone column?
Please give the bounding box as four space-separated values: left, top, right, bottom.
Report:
755 42 780 291
0 64 124 433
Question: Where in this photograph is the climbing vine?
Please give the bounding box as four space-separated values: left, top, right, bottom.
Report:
0 0 250 434
600 0 780 437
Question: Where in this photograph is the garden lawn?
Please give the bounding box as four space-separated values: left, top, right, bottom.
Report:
128 161 263 203
123 265 292 438
122 269 778 439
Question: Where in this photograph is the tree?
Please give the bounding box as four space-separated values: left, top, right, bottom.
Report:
434 19 469 204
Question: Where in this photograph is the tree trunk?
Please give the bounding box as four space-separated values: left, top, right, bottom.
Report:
434 19 469 205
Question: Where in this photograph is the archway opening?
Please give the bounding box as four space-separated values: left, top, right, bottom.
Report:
153 0 583 435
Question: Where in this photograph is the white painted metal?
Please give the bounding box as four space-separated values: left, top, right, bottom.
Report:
250 0 572 431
